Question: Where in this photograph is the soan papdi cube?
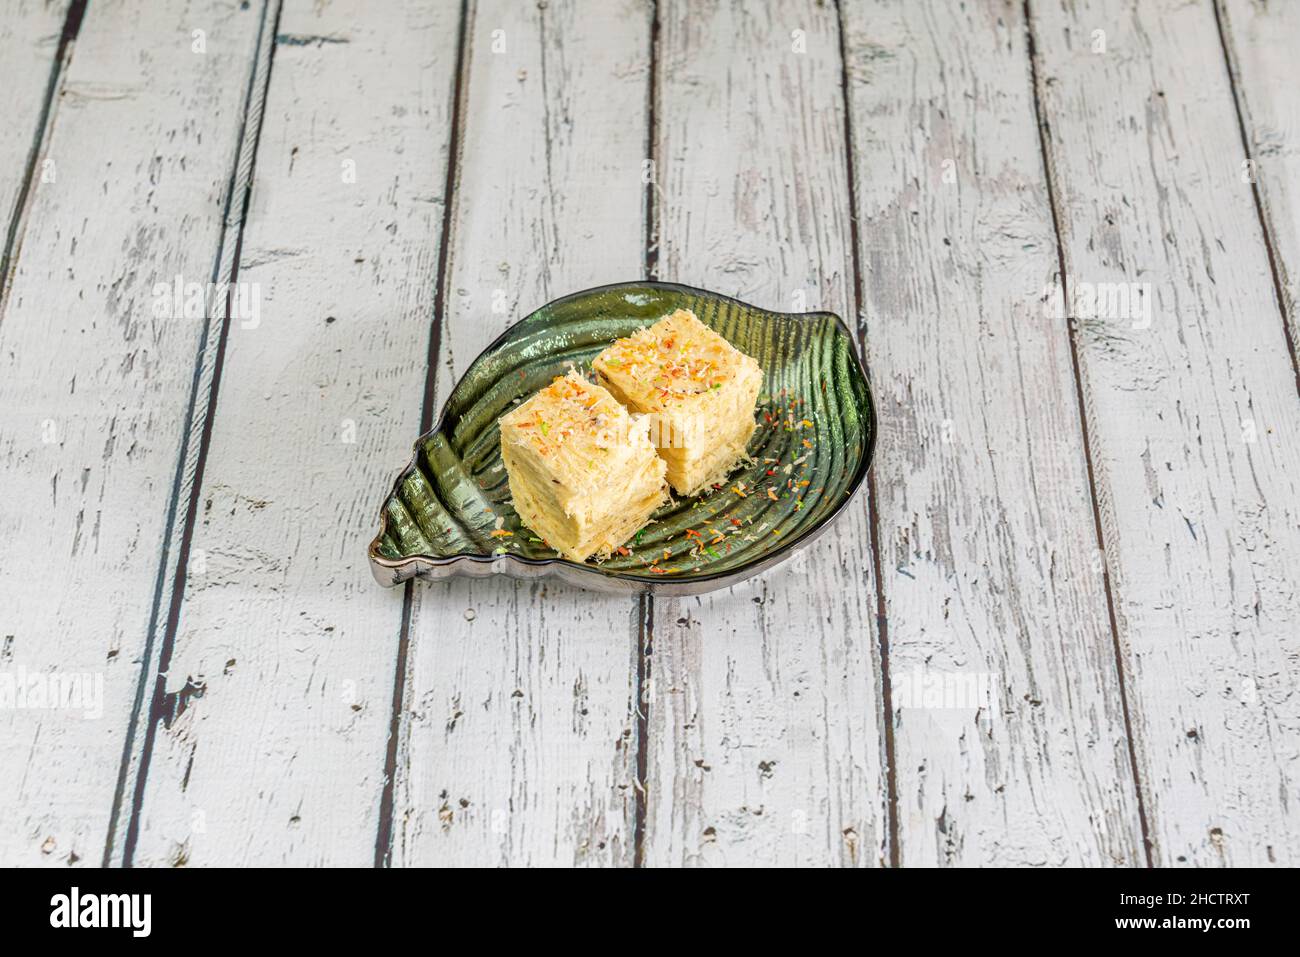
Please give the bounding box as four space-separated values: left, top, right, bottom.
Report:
593 309 763 496
498 371 668 562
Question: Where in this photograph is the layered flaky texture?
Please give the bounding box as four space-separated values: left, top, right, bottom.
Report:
593 309 763 495
498 371 668 562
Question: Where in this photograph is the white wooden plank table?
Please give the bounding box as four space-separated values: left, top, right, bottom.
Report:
0 0 1296 868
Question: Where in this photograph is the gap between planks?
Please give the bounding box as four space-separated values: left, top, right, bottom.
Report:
104 0 285 868
1210 0 1300 400
0 0 87 324
631 0 662 871
374 0 474 869
832 0 899 868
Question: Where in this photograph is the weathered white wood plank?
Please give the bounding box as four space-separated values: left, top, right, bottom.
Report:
390 0 652 867
1030 0 1300 865
106 0 282 866
0 0 270 867
841 0 1144 866
0 0 71 284
645 0 887 867
127 0 463 867
1217 0 1300 360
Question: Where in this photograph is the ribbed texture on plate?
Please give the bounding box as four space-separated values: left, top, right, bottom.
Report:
371 283 873 585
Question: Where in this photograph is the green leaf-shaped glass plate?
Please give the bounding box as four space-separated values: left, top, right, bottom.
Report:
369 281 875 595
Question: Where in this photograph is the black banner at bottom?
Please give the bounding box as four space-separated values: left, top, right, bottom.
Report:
0 866 1282 943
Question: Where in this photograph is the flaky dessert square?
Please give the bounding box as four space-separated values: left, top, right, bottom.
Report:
498 371 668 562
593 308 763 496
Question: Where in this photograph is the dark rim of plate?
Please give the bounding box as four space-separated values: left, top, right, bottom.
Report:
367 279 877 586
